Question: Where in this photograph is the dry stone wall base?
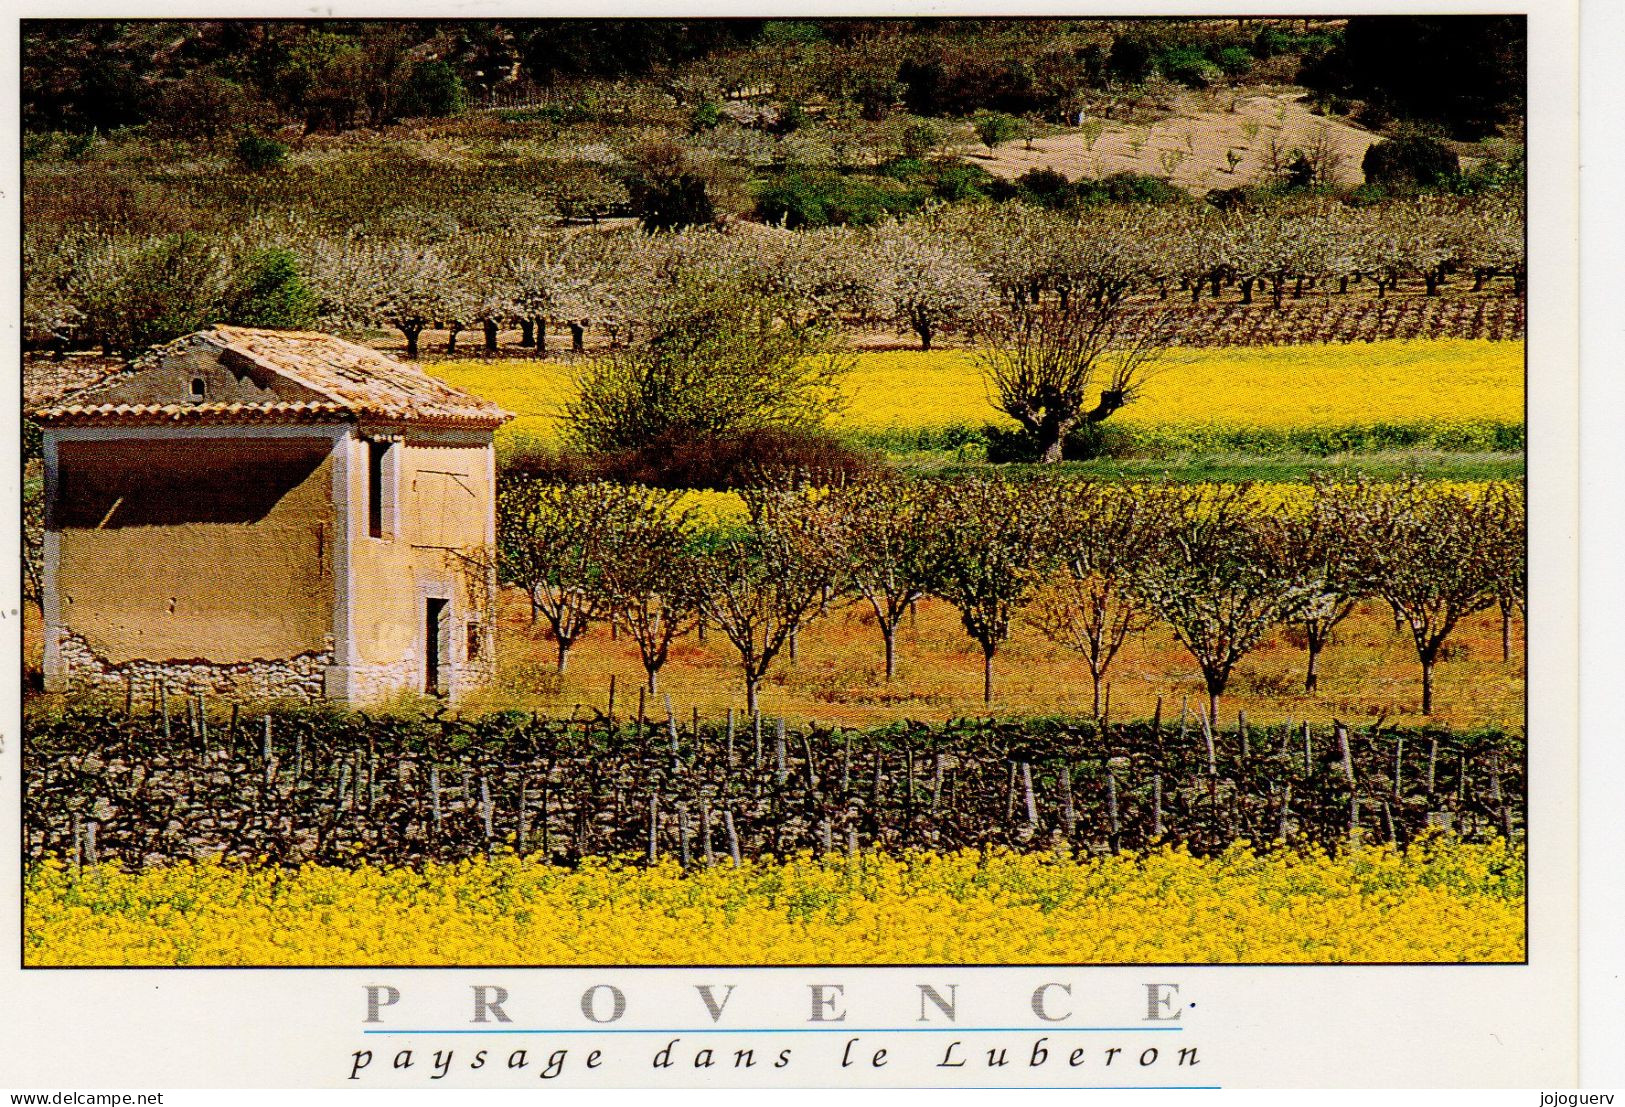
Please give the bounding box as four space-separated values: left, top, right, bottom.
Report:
57 630 332 702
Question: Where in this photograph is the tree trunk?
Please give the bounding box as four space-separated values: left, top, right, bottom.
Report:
745 675 760 718
882 624 897 682
982 647 995 704
483 319 499 354
533 317 548 358
556 638 571 674
446 322 461 355
570 322 586 352
1338 275 1349 294
1305 630 1323 692
1420 656 1434 716
1240 278 1254 305
1501 602 1512 663
519 319 535 347
402 324 422 360
1038 427 1066 464
1091 670 1103 717
647 666 659 696
915 317 933 352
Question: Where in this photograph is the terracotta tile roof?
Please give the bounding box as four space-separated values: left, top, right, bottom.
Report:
34 327 512 428
30 400 355 426
22 354 127 408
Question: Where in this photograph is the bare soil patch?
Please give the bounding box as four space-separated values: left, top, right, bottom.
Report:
970 88 1381 193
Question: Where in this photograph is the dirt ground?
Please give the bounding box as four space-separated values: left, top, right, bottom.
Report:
969 88 1381 193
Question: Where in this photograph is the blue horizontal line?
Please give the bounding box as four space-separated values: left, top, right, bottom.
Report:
365 1026 1184 1035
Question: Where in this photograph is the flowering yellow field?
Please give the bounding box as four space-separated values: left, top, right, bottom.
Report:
429 340 1523 446
26 838 1523 965
842 341 1523 433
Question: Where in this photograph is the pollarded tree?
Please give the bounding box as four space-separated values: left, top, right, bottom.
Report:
694 491 838 716
1134 485 1335 725
1324 479 1516 714
496 480 651 673
918 478 1064 704
822 478 936 681
1026 482 1166 716
595 486 705 696
975 294 1177 464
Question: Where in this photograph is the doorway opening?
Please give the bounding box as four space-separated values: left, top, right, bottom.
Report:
425 597 449 696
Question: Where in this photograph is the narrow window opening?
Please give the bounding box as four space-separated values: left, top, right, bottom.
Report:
367 440 386 538
188 377 207 403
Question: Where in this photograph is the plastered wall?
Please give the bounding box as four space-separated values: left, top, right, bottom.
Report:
51 434 338 665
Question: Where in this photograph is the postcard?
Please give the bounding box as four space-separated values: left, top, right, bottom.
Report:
0 2 1586 1090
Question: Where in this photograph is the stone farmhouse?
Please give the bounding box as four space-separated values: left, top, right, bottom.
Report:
33 326 512 704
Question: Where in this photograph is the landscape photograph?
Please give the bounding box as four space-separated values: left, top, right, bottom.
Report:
19 15 1528 966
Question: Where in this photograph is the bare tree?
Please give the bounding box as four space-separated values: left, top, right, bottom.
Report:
694 491 837 716
1486 483 1527 663
976 297 1176 463
1279 484 1370 692
596 488 705 695
1135 485 1333 724
918 479 1062 704
866 220 993 351
1327 479 1515 715
822 478 934 681
1026 482 1165 715
496 480 645 673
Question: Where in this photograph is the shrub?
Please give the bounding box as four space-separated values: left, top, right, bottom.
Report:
899 118 942 159
688 99 721 132
400 60 466 118
564 276 850 454
973 111 1020 154
234 133 287 171
1014 167 1072 207
1091 171 1189 205
1156 45 1219 87
630 172 716 231
753 171 922 228
223 248 318 329
1108 36 1155 85
1363 134 1462 190
930 163 994 202
1211 45 1255 77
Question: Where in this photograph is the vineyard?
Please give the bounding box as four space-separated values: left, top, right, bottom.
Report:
24 705 1523 873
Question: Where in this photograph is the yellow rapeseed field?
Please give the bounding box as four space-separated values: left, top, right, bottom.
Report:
841 341 1522 433
429 340 1523 446
25 838 1523 966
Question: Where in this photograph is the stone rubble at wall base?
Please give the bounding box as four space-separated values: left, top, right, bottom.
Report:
56 630 332 702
